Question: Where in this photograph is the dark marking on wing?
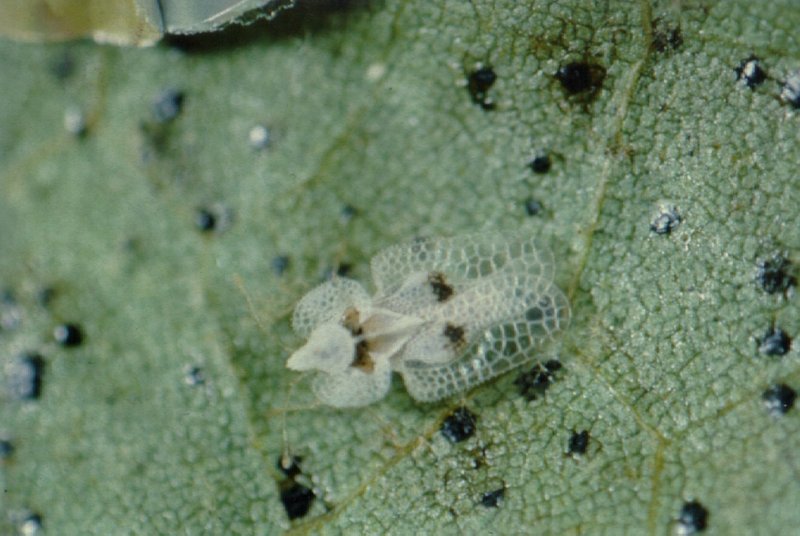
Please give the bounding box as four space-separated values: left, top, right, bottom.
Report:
428 271 454 302
352 340 375 372
341 306 375 372
444 323 467 351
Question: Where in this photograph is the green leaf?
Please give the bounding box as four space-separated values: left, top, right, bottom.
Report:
1 1 798 533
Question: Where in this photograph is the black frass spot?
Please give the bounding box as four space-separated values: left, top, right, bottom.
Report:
528 154 552 174
524 198 543 217
763 384 796 416
568 430 590 455
756 255 795 295
514 359 563 401
467 67 497 110
195 208 217 232
0 437 14 460
340 204 357 223
480 487 505 508
50 52 75 80
280 481 315 520
677 500 708 533
650 205 681 235
735 56 767 89
781 70 800 108
53 323 84 347
183 366 206 386
8 353 45 401
652 23 683 53
758 327 792 356
441 407 477 443
153 89 185 123
194 205 233 234
323 263 352 280
276 454 315 520
555 62 606 97
0 288 21 331
272 255 290 276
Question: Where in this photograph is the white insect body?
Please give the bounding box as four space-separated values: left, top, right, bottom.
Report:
287 231 570 407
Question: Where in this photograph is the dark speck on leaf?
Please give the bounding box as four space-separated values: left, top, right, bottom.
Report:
276 453 314 520
528 154 552 174
1 288 15 304
0 289 21 331
678 500 708 533
480 487 505 508
568 430 590 455
9 353 45 400
763 384 796 416
758 327 791 356
515 360 563 401
272 255 290 276
467 66 497 110
441 406 477 443
524 198 543 217
50 52 75 80
54 323 84 347
280 481 315 520
195 208 217 232
340 204 357 223
781 70 800 108
650 205 681 235
544 359 563 372
153 89 185 123
194 205 233 234
735 56 767 89
0 437 14 459
756 254 795 295
652 24 683 53
337 264 352 276
323 263 352 281
555 62 606 96
184 366 205 386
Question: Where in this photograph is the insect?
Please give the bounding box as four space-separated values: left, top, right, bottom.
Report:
287 230 570 407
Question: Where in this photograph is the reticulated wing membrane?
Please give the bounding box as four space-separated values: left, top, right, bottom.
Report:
312 360 392 408
291 278 371 337
399 282 570 402
395 258 556 365
370 230 555 297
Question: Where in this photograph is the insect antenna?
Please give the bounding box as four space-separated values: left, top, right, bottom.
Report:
233 273 309 463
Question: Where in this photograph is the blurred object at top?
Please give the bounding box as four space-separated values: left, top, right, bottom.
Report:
0 0 294 46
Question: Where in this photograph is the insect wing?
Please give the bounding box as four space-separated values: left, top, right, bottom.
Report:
312 359 392 408
372 271 458 316
398 272 570 402
397 260 553 365
370 230 554 297
291 278 371 338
